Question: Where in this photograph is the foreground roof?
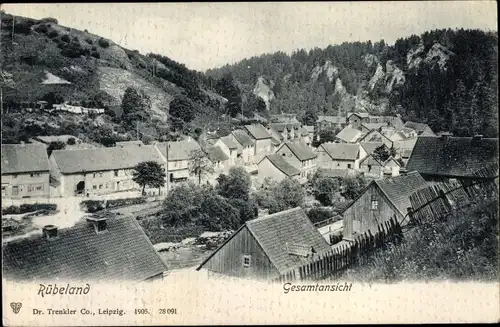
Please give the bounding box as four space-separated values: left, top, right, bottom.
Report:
52 145 165 174
263 154 301 177
1 143 50 174
2 215 168 281
406 136 499 178
319 142 360 160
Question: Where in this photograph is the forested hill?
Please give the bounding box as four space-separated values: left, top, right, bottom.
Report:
206 29 499 138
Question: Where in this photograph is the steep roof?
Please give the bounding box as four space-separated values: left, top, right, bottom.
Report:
279 142 317 161
156 138 201 161
319 142 360 161
359 129 393 146
262 154 301 177
52 145 165 174
360 142 386 155
220 135 240 150
244 124 272 140
406 136 499 178
375 171 428 216
205 146 229 162
348 112 370 118
232 129 255 147
404 121 435 135
1 144 50 174
359 154 384 167
336 127 364 143
2 215 168 281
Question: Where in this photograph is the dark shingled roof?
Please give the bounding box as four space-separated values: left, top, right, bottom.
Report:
244 124 272 140
406 136 499 178
52 145 165 174
220 135 239 150
156 138 201 161
404 121 435 135
279 142 317 161
2 215 168 281
232 129 255 147
1 144 50 174
205 146 229 162
360 142 386 155
319 143 360 160
263 154 301 177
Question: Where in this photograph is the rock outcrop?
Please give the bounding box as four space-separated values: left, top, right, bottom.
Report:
253 76 275 110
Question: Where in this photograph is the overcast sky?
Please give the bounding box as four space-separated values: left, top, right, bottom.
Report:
3 2 497 71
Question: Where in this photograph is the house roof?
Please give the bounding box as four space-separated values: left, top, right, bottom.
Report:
220 135 240 150
205 146 229 162
347 112 370 119
232 129 255 147
360 142 385 155
359 154 384 167
270 137 282 146
244 124 272 140
336 127 364 143
1 144 50 174
52 145 165 174
35 135 80 144
115 140 144 147
156 138 201 161
404 121 435 135
262 154 301 177
2 215 168 281
401 149 413 158
299 126 309 136
279 142 317 161
317 115 345 124
197 207 331 275
319 143 360 161
359 129 393 146
406 136 499 178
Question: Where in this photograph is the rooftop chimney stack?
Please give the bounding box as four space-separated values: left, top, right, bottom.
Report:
473 134 483 141
43 225 58 239
86 217 108 233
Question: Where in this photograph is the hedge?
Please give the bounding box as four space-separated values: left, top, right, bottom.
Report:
81 197 147 213
3 203 57 215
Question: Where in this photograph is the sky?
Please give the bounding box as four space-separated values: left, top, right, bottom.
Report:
3 2 497 72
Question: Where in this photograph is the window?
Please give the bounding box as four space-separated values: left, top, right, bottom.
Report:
30 172 41 177
99 173 103 178
371 196 378 210
27 184 44 192
347 164 352 169
93 185 97 190
114 170 119 177
105 183 109 188
93 173 96 178
282 153 286 157
242 255 251 268
12 174 18 179
99 184 103 189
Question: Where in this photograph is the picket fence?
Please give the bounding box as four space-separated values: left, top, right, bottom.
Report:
275 217 402 283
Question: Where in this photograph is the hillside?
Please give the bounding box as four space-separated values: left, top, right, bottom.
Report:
207 29 499 138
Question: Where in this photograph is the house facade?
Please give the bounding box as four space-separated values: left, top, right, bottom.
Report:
205 145 231 184
1 144 51 199
358 130 394 149
156 137 201 187
230 129 256 164
257 154 301 185
316 115 347 131
215 136 243 166
275 142 318 182
317 143 367 170
243 124 273 162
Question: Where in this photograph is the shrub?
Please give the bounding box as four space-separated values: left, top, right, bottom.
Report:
85 38 93 44
80 197 147 213
34 24 48 33
98 37 110 48
3 203 57 215
80 200 105 213
90 51 100 59
67 137 76 145
14 21 35 34
306 206 337 224
40 17 58 24
60 34 70 43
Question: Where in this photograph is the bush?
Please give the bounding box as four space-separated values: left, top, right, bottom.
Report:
48 30 59 38
67 137 76 145
40 17 58 24
90 51 100 59
306 207 337 224
98 37 110 48
80 200 106 213
80 197 147 213
3 203 57 215
34 24 48 33
85 38 93 44
60 34 70 43
14 21 35 34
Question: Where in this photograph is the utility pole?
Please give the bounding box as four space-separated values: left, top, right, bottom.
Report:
165 139 169 194
136 121 139 140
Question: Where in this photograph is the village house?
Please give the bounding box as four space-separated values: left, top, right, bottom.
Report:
243 124 273 162
316 142 367 170
335 126 365 143
257 154 301 185
115 140 145 148
347 112 404 130
196 207 331 280
156 137 202 188
303 126 315 146
49 145 166 197
359 154 401 180
358 129 394 149
214 135 244 166
205 145 231 183
403 121 436 136
389 127 418 142
1 143 51 199
275 142 318 182
316 115 347 131
359 142 389 157
2 214 168 281
269 122 301 142
341 171 428 241
406 134 499 183
230 129 256 164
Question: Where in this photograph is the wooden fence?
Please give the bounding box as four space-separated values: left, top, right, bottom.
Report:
274 217 402 283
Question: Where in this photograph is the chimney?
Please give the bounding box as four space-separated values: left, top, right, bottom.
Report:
399 167 408 175
87 217 107 233
42 225 58 239
473 134 483 141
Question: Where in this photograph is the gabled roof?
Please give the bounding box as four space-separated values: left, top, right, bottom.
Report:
220 135 240 150
404 121 435 136
319 143 360 161
406 136 499 178
197 207 331 275
336 127 365 143
360 142 386 155
317 115 345 124
359 154 384 167
2 144 50 174
347 112 370 119
156 138 201 161
35 135 80 144
2 215 168 281
205 146 229 162
299 126 309 136
261 154 301 177
278 142 317 161
359 129 393 146
52 145 165 174
231 129 255 147
243 124 272 140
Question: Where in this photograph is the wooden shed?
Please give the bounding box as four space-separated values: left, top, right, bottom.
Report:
196 207 331 280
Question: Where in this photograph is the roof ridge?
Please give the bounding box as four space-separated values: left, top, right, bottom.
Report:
246 207 303 225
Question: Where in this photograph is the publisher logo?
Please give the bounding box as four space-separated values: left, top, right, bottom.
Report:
10 302 22 314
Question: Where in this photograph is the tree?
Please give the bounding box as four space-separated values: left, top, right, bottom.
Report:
372 145 391 162
216 166 252 201
161 182 204 226
47 141 66 156
121 87 151 126
188 148 214 185
301 109 318 126
132 161 166 195
242 92 267 117
341 176 367 200
67 137 76 145
271 178 306 213
317 129 337 144
198 193 241 231
312 177 342 206
168 94 197 131
42 92 64 108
